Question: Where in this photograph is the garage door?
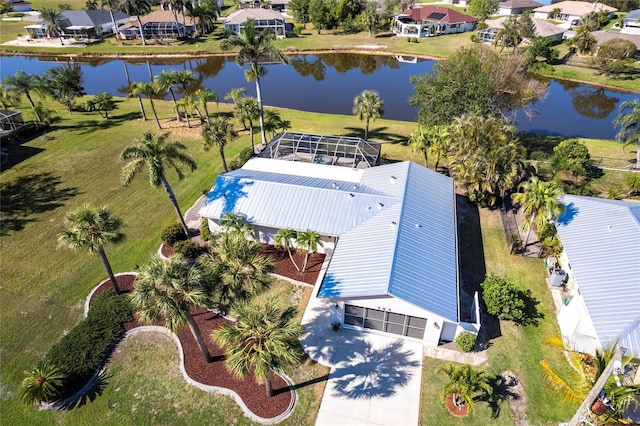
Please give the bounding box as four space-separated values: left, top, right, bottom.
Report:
343 304 427 339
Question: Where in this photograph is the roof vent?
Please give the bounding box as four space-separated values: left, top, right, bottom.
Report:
348 193 354 198
608 225 613 231
390 221 397 228
331 182 337 188
353 184 358 190
415 223 422 228
389 176 397 183
377 202 384 209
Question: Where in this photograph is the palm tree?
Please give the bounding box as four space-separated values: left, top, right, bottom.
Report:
274 228 300 272
353 90 384 140
165 0 186 37
130 82 162 129
39 8 65 44
3 70 42 121
263 109 291 140
235 97 260 153
511 176 564 248
409 125 430 167
613 99 640 169
19 362 65 406
121 131 197 237
0 84 20 109
100 0 120 37
202 115 238 173
33 102 55 127
198 232 273 307
212 294 304 397
58 204 124 294
194 87 219 124
218 211 250 235
494 16 520 54
84 92 117 119
296 229 320 272
176 94 197 128
127 81 148 122
428 125 450 172
436 363 493 414
225 87 246 106
221 20 289 147
118 0 152 46
540 339 639 419
132 256 213 362
155 70 182 122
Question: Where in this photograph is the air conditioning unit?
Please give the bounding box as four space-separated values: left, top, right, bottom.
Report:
549 269 568 287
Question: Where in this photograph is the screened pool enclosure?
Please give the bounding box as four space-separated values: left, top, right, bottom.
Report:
258 132 382 168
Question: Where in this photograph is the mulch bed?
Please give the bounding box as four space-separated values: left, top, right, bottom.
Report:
91 274 293 420
444 393 470 417
261 244 325 285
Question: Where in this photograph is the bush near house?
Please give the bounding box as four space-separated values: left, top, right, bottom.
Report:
481 274 542 326
160 222 189 246
44 290 133 396
172 239 205 259
455 331 477 352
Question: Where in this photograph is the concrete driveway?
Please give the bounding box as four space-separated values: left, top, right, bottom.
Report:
302 297 424 426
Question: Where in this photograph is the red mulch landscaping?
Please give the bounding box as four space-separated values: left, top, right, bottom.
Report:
261 244 325 285
444 393 470 417
91 274 292 420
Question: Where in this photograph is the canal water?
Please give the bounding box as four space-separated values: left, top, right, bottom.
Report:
1 53 637 139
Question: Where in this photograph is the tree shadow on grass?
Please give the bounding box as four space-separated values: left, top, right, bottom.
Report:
53 371 109 410
55 111 143 135
342 126 408 145
480 373 521 419
0 172 79 236
512 288 545 327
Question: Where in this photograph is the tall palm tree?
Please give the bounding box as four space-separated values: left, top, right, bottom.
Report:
3 70 42 121
263 109 291 140
494 16 520 54
224 87 246 106
198 232 273 307
221 20 289 147
212 294 304 397
235 97 260 153
202 115 238 173
353 90 384 140
39 8 65 44
296 229 320 272
121 131 197 237
165 0 186 37
194 87 219 124
100 0 119 37
409 125 430 167
436 362 493 414
19 362 65 406
613 99 640 169
176 94 197 128
132 256 213 362
511 176 564 248
274 228 300 272
155 70 182 122
118 0 152 46
58 204 124 294
127 81 148 122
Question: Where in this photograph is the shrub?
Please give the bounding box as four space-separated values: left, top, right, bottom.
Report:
228 147 254 171
172 239 204 259
161 222 188 246
481 274 527 323
455 331 476 352
45 290 132 392
200 217 212 241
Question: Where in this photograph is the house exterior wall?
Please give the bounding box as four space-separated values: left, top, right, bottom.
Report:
623 17 640 28
392 19 476 37
224 18 286 37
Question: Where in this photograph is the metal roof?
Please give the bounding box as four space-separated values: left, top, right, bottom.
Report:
200 158 460 322
556 195 640 354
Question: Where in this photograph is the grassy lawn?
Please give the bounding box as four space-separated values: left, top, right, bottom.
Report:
0 92 634 424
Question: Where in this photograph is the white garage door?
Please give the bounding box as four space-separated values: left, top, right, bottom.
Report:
343 304 427 339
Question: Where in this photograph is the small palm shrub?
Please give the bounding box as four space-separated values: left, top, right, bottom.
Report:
200 217 212 241
19 362 65 406
45 290 132 393
172 240 205 259
161 222 188 246
455 331 477 352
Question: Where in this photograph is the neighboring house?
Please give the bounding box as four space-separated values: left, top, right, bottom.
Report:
495 0 542 16
477 16 565 43
533 1 617 22
199 132 481 347
441 0 470 7
24 9 130 39
0 110 25 134
592 30 640 57
392 6 478 38
6 0 31 12
623 9 640 28
553 195 640 358
223 8 287 38
118 11 198 40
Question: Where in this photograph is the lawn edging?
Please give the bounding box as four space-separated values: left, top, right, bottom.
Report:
83 272 138 317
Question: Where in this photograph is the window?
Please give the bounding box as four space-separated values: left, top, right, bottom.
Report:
344 304 427 339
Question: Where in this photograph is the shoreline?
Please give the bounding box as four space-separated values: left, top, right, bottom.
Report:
1 46 638 95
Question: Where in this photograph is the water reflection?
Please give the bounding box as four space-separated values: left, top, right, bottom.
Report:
570 87 619 119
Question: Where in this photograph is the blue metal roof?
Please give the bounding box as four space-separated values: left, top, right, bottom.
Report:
556 195 640 354
199 158 460 322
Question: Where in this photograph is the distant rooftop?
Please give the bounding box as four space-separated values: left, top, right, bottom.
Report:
258 132 382 169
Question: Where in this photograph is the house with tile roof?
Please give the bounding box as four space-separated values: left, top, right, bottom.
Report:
24 9 130 39
199 132 480 347
223 9 287 38
495 0 543 16
478 16 565 43
623 9 640 28
533 1 617 23
118 10 198 40
392 6 477 38
553 195 640 358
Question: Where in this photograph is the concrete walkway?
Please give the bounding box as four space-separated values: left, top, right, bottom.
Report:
301 295 424 426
